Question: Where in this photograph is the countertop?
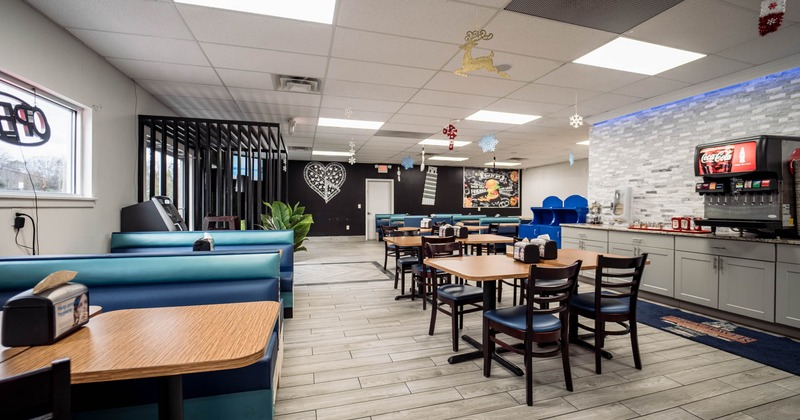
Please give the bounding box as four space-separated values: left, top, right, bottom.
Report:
559 223 800 246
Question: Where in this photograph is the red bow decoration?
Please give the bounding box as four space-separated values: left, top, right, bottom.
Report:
443 124 457 140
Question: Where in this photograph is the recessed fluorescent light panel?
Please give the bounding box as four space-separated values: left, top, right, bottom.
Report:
429 156 469 162
318 117 384 130
312 150 352 156
174 0 336 24
465 110 540 125
485 162 521 167
577 140 590 145
574 37 705 75
419 139 471 147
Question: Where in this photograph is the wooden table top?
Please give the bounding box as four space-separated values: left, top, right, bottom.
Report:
384 233 514 247
0 301 279 384
424 249 629 282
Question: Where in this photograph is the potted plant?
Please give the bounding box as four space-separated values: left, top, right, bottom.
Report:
259 201 314 252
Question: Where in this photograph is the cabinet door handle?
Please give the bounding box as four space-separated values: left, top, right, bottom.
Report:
711 246 726 250
713 256 718 271
719 257 724 273
632 238 643 243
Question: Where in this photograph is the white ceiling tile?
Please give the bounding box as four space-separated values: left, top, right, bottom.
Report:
320 96 405 113
137 80 233 100
485 98 565 115
484 11 616 61
317 108 394 121
217 69 276 90
238 102 319 117
337 0 496 42
378 123 441 133
229 89 322 107
715 24 800 65
397 103 477 119
389 114 451 127
507 84 603 104
202 43 328 77
177 4 333 56
409 90 497 108
327 58 437 88
331 27 456 69
612 77 692 98
323 80 419 102
69 29 208 66
626 0 759 54
423 71 527 97
657 55 753 84
108 58 221 84
27 0 192 38
534 63 647 92
155 95 240 112
578 93 645 114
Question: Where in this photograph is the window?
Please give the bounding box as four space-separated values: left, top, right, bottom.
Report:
0 73 80 195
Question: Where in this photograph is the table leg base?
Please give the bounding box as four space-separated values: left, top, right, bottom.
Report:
447 335 523 376
571 336 613 360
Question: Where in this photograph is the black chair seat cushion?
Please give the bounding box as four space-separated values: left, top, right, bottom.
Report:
483 306 561 333
437 284 482 302
397 256 418 266
571 292 630 314
411 264 446 276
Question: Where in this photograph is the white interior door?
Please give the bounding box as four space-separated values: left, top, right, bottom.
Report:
365 179 393 240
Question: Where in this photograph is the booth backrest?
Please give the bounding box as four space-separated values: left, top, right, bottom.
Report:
110 230 293 273
479 217 521 225
429 216 453 225
403 216 425 227
0 251 282 312
452 215 486 222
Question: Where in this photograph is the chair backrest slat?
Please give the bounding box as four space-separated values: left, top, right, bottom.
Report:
593 254 648 310
525 261 582 323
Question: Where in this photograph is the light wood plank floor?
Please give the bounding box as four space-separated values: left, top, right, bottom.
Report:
277 237 800 419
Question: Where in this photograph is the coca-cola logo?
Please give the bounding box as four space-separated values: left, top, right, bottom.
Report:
700 149 732 164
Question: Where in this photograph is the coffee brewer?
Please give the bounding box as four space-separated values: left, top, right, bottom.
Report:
694 135 800 236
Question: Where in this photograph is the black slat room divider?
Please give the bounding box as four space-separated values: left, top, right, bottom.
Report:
137 115 288 230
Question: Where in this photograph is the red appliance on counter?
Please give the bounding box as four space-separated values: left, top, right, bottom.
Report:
694 135 800 236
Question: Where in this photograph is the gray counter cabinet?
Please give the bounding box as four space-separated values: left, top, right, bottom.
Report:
562 227 607 253
675 237 775 322
776 245 800 328
609 231 675 298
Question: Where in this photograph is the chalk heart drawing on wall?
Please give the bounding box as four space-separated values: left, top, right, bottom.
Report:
304 162 347 203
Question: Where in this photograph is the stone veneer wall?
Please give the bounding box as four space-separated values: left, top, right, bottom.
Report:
589 67 800 224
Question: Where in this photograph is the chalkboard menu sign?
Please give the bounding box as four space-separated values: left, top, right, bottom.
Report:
463 168 520 208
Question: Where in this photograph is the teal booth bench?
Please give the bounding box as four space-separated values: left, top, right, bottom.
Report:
109 230 296 318
0 251 283 420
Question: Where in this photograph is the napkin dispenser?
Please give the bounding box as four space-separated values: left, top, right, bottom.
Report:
453 225 469 238
438 225 455 237
420 218 432 228
530 238 558 260
513 242 540 263
2 283 89 347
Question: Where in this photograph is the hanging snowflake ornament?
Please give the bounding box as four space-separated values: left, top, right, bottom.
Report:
401 156 414 170
479 135 499 153
569 113 584 128
344 105 353 119
443 123 457 140
397 166 401 182
282 156 288 172
569 92 584 128
569 150 575 166
420 146 426 171
348 155 356 165
348 140 356 165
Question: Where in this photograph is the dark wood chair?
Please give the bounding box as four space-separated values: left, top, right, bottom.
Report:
569 253 648 374
411 235 456 309
381 225 400 271
483 261 582 406
391 229 419 293
0 358 71 419
425 242 484 351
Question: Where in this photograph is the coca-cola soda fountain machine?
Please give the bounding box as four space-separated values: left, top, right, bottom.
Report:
694 135 800 236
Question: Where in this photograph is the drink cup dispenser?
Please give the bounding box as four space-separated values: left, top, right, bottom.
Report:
610 187 632 225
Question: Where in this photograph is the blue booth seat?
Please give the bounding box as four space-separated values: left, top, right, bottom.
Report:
110 230 295 318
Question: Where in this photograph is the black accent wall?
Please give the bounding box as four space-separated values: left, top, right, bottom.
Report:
288 161 522 236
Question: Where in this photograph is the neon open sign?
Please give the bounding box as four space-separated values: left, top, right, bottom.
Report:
0 91 51 147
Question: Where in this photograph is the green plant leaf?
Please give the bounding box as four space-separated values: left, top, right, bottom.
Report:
259 201 314 251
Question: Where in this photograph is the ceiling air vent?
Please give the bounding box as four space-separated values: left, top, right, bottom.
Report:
288 146 312 152
507 157 527 161
272 74 323 93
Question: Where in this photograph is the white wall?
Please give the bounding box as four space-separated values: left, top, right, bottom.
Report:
520 159 588 219
0 1 175 256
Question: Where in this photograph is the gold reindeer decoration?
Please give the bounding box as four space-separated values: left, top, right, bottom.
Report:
454 30 509 79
